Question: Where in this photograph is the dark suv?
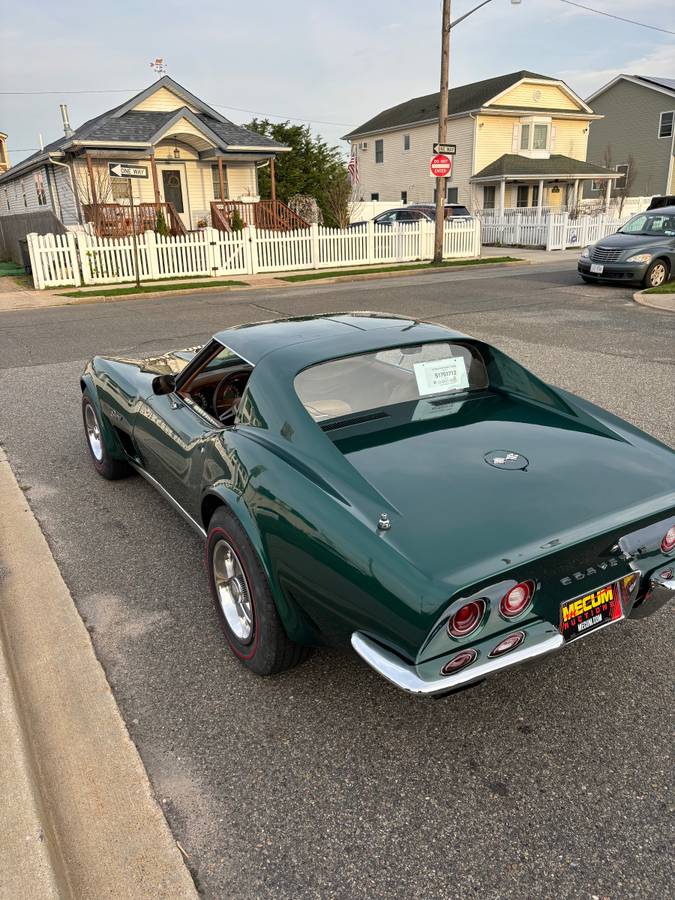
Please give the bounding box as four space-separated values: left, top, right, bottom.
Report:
577 207 675 287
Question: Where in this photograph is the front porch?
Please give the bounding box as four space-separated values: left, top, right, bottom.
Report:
472 154 621 217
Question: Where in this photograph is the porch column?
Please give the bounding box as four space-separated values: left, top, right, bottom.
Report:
270 158 277 204
604 178 612 212
537 179 544 222
217 157 226 203
572 178 580 211
498 178 506 216
150 154 160 204
85 153 98 206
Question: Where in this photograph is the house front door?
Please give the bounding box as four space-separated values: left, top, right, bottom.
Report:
162 169 185 221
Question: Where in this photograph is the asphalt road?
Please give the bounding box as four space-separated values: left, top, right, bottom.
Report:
1 262 673 899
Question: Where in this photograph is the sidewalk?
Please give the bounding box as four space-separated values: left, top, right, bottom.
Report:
0 249 578 312
0 449 197 899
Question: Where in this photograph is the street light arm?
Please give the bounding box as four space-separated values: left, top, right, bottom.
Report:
448 0 495 30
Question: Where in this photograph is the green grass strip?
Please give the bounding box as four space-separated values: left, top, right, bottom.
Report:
59 279 247 299
644 279 675 294
278 257 521 282
0 260 25 277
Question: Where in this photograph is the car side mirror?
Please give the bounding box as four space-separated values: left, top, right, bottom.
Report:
152 373 176 396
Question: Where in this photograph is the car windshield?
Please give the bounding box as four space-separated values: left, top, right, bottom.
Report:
619 213 675 236
294 342 489 424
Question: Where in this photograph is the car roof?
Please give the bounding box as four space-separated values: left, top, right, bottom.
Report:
645 205 675 214
213 312 464 366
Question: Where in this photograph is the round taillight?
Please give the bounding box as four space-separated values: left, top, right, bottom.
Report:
489 631 525 657
499 581 534 619
441 648 477 675
448 600 485 638
661 525 675 554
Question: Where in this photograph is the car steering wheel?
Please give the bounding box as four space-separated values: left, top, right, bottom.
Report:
212 371 250 424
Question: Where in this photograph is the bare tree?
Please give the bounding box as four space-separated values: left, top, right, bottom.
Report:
602 145 638 215
322 169 360 229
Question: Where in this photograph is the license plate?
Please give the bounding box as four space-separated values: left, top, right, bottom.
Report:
590 263 604 274
560 579 623 642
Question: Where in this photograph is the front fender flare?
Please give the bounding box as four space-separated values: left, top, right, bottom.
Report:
80 372 127 461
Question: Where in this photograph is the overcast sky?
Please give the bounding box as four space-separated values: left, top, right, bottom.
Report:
1 0 673 165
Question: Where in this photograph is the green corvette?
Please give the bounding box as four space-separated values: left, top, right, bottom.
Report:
80 313 675 695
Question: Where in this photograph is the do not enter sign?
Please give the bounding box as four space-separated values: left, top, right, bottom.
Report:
429 154 452 178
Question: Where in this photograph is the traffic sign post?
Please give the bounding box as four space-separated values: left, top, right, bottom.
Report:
433 142 456 155
429 154 453 178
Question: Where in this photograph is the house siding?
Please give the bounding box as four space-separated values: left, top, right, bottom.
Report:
491 82 579 111
133 87 199 113
585 79 675 197
0 165 53 217
50 164 79 225
351 116 475 206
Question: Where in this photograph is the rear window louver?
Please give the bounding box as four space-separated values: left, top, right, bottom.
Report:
321 411 390 431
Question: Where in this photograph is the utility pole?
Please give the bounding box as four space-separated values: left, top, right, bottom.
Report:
433 0 452 264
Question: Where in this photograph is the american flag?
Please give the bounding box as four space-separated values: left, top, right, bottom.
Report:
347 146 359 184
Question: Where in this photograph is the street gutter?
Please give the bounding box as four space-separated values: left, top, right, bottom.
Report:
0 448 198 898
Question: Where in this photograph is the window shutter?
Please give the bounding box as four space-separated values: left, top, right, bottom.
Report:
512 125 520 152
550 126 556 151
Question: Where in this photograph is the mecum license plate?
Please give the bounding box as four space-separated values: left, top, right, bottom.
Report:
590 263 604 274
560 579 623 642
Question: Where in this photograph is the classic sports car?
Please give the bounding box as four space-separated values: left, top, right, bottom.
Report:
80 313 675 695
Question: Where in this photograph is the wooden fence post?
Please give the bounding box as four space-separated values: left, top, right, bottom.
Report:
310 223 320 269
145 230 159 280
26 234 43 289
545 214 555 252
246 225 258 275
366 219 375 264
67 232 81 286
77 232 94 285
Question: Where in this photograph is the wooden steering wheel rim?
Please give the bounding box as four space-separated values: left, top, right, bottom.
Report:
212 370 249 420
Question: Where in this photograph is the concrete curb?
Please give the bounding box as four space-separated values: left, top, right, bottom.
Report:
633 288 675 313
0 449 198 899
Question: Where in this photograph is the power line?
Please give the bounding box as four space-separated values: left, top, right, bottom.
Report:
557 0 675 35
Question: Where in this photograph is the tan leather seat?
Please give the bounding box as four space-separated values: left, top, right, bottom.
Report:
304 400 353 421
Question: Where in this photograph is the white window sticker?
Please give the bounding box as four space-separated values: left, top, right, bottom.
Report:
413 356 469 395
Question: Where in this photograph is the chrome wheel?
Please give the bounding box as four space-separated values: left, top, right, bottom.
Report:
84 403 103 461
648 262 667 287
212 538 254 642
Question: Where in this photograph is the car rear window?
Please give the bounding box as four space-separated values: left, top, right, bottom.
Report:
294 342 489 423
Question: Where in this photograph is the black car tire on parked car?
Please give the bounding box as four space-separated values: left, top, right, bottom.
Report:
643 258 669 288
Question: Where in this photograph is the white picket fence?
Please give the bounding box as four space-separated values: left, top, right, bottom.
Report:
481 212 630 251
26 219 482 289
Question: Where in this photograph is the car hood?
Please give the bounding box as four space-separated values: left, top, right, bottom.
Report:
592 232 663 250
334 394 675 600
108 347 202 376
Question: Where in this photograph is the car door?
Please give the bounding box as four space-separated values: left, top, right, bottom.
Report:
132 390 216 521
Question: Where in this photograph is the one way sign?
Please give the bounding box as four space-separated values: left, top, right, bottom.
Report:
108 162 148 179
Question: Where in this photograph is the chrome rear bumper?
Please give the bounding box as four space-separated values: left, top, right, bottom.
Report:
630 572 675 619
351 627 563 696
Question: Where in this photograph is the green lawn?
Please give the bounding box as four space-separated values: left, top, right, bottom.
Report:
59 279 247 299
644 279 675 294
279 257 521 282
0 260 25 277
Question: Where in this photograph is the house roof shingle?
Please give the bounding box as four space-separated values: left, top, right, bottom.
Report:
472 153 620 180
343 70 572 139
0 76 286 184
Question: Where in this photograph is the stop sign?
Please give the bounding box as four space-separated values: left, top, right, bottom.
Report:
430 154 452 177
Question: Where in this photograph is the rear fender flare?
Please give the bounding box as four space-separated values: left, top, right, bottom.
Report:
200 487 318 646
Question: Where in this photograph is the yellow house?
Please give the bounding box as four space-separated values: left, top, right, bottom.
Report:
344 70 620 214
0 77 301 238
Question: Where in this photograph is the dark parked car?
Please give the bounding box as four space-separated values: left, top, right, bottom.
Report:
578 206 675 287
350 204 472 228
647 195 675 211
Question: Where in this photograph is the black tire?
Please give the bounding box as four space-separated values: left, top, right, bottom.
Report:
81 391 130 480
642 258 670 289
580 275 596 284
206 506 310 676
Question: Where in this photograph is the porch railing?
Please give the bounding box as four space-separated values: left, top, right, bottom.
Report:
211 200 308 232
83 202 187 237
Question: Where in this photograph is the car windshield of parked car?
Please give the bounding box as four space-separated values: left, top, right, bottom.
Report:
294 342 489 424
619 213 675 236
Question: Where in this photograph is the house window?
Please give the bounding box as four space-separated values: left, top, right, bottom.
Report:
111 179 131 201
375 139 384 164
483 186 495 209
403 134 411 151
371 192 379 201
447 187 458 203
520 124 530 150
615 164 629 183
533 124 548 150
658 111 673 138
34 172 47 206
400 191 407 204
211 164 229 200
516 185 529 207
591 179 601 192
21 180 27 207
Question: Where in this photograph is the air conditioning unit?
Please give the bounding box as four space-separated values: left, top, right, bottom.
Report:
359 142 368 151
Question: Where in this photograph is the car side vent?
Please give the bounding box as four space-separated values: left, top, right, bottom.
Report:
322 411 390 431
